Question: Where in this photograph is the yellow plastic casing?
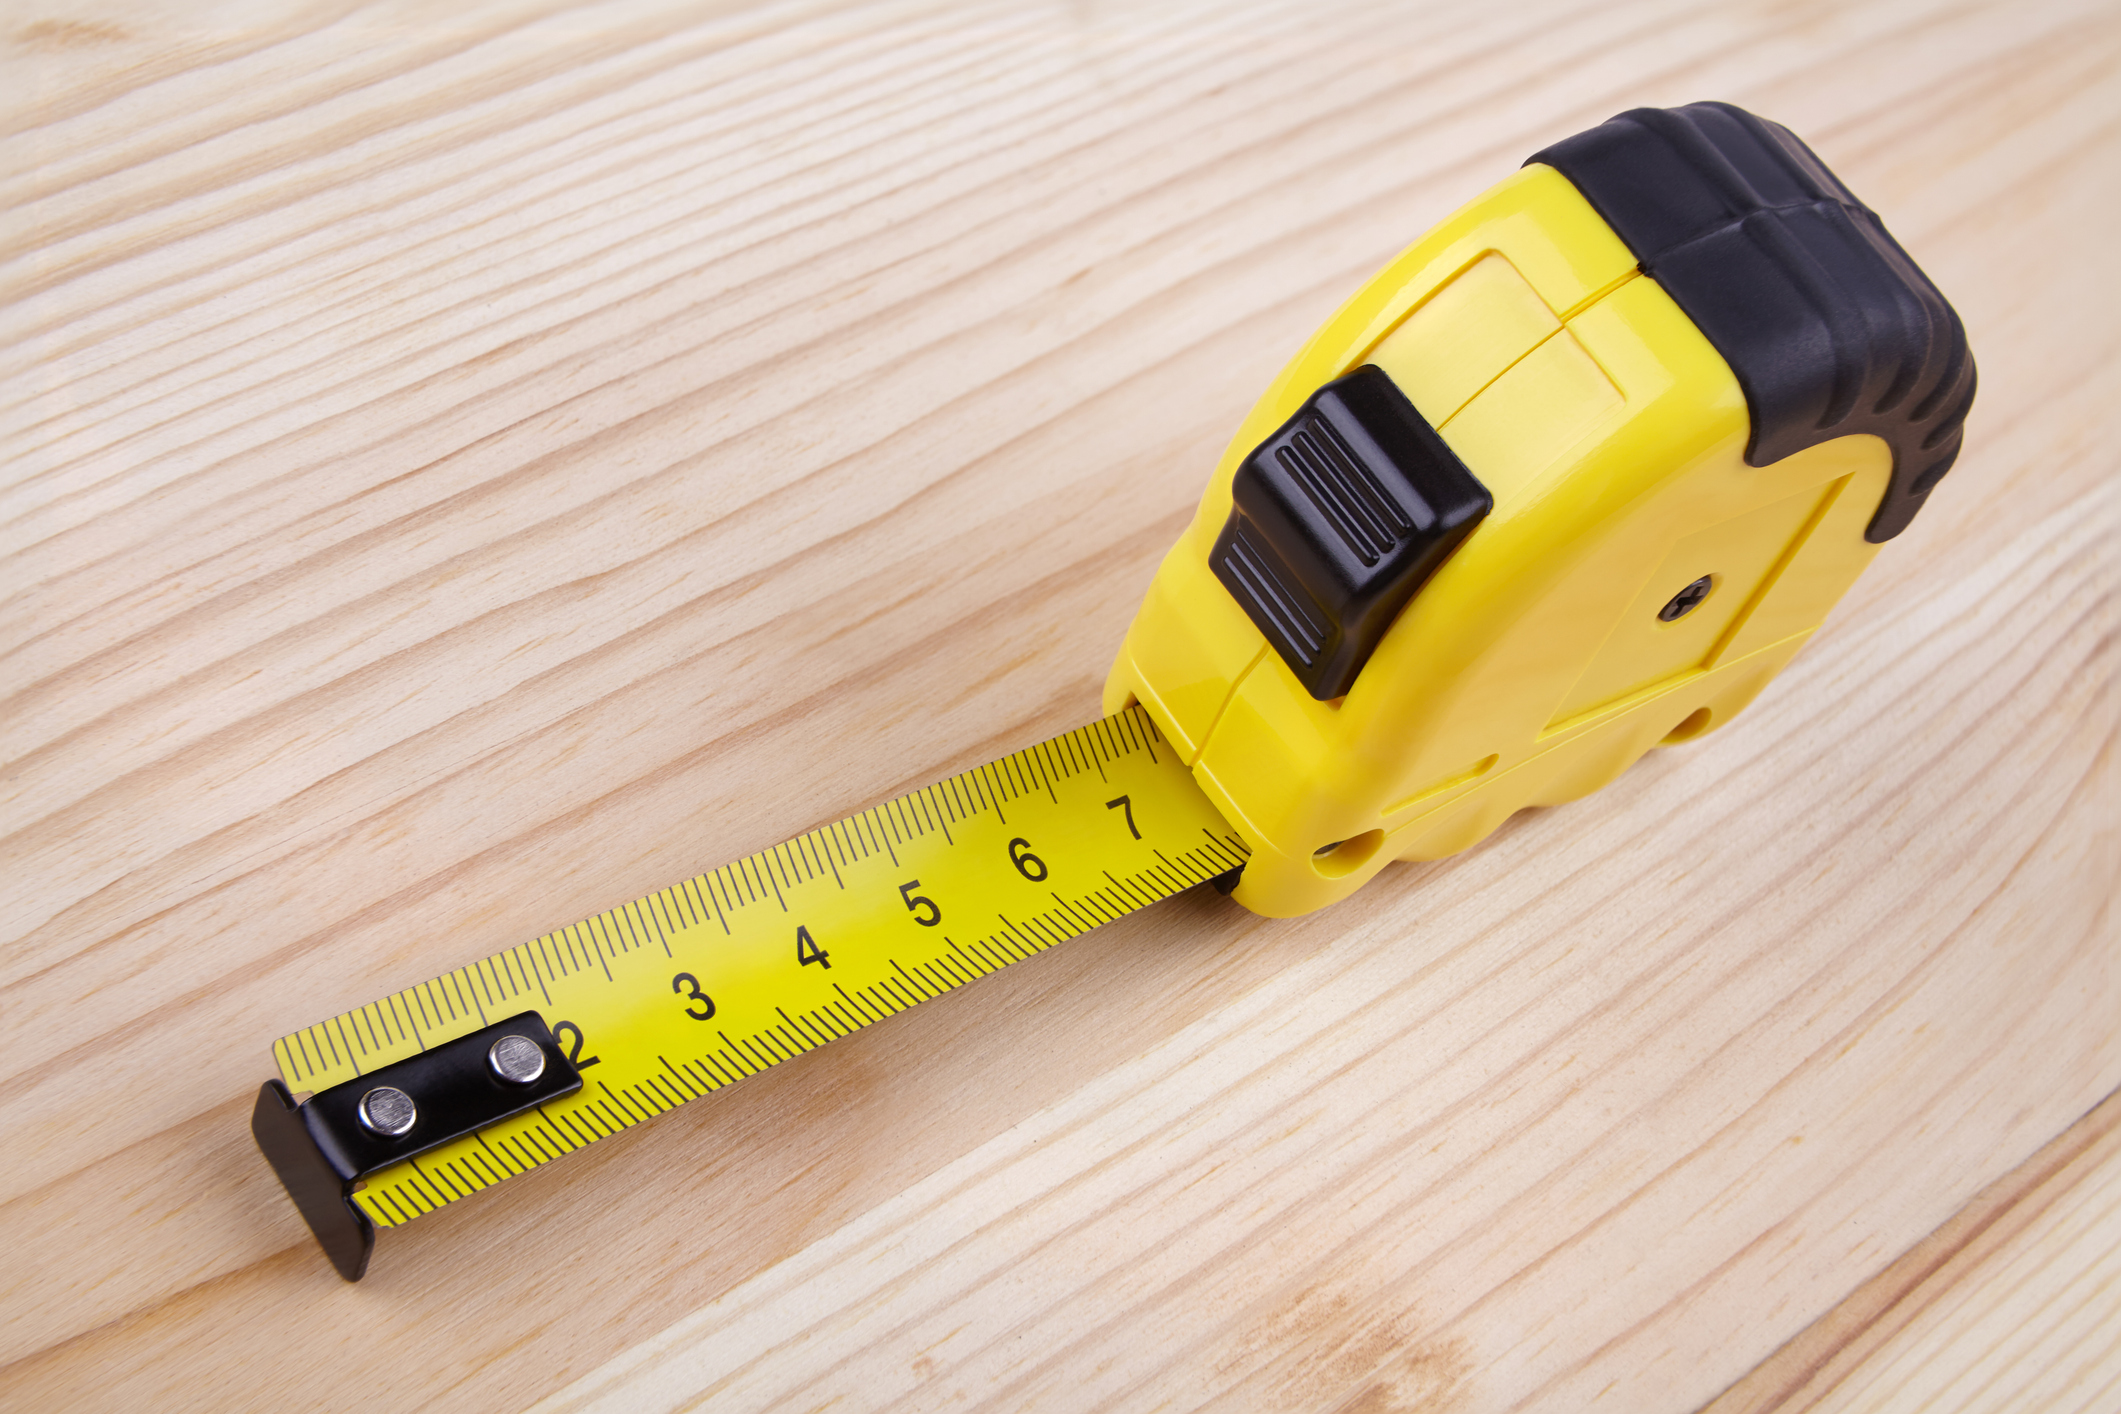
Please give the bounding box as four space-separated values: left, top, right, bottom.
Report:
1103 164 1892 918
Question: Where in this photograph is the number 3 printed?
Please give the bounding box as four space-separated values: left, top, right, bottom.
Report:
671 972 716 1020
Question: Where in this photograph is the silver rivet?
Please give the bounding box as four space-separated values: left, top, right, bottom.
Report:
488 1034 546 1085
357 1086 417 1137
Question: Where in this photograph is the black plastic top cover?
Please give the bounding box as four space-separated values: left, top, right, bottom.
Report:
1529 101 1975 541
1212 366 1491 700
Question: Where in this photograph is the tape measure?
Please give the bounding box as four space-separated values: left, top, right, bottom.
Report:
255 102 1973 1280
254 709 1242 1277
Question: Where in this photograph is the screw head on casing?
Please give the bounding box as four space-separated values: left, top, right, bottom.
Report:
1659 575 1714 622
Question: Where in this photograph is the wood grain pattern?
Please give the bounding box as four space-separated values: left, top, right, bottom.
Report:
1707 1090 2121 1414
3 0 2115 1410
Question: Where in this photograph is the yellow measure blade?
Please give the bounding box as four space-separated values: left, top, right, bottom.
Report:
272 707 1247 1229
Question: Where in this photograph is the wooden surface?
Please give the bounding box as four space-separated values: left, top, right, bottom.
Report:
1707 1090 2121 1414
3 1 2116 1410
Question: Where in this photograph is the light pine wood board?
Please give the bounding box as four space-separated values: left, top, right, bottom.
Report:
1707 1089 2121 1414
2 0 2115 1410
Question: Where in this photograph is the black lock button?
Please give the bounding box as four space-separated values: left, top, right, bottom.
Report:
1210 366 1490 700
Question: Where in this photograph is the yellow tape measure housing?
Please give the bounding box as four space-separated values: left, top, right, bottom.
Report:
273 709 1243 1231
257 103 1970 1280
1107 116 1968 918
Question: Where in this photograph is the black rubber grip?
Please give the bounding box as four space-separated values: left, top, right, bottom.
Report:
1529 101 1974 541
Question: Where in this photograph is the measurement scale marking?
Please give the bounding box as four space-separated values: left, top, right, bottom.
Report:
326 1016 358 1072
276 709 1246 1229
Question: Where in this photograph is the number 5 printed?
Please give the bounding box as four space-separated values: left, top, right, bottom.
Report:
899 881 942 927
